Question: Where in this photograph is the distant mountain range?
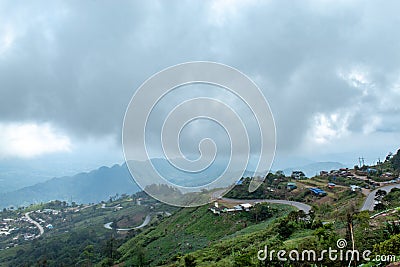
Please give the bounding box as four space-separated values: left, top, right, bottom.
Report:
0 156 118 194
0 164 140 209
282 161 346 177
0 157 255 209
0 159 347 209
0 163 65 194
127 158 269 188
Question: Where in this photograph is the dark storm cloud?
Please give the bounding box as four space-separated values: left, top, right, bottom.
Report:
1 0 400 155
0 1 210 139
214 1 400 150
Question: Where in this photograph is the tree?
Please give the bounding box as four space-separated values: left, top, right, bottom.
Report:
234 253 253 267
386 152 393 162
183 254 196 267
374 233 400 255
103 237 120 263
136 246 146 266
275 170 285 178
374 202 386 211
277 219 296 238
81 244 94 265
376 189 387 198
391 149 400 171
250 203 274 222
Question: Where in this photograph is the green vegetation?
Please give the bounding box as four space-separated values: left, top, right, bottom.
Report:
2 148 400 266
390 149 400 172
116 203 293 266
224 173 304 200
384 188 400 203
0 192 176 266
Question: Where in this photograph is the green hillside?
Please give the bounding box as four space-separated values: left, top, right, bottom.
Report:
116 204 295 266
1 149 400 266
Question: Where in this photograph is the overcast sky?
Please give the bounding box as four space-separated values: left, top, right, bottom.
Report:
1 0 400 174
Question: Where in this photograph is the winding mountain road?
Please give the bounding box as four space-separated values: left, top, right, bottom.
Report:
103 183 398 232
104 212 174 231
361 184 400 211
211 188 312 213
222 198 312 213
224 183 400 213
25 211 44 237
222 182 400 213
104 214 151 231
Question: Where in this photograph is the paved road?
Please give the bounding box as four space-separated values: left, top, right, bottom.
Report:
104 214 151 231
103 222 113 230
25 212 44 237
101 203 121 209
222 198 312 213
361 184 400 211
221 183 400 213
211 189 227 199
104 183 397 231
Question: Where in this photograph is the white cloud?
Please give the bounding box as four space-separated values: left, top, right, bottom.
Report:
208 0 259 26
362 115 381 134
311 112 350 144
0 24 14 55
0 122 71 158
338 66 372 96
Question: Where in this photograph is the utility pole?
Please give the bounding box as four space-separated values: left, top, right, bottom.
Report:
377 158 382 173
358 157 365 167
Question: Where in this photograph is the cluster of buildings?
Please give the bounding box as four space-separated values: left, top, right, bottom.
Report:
209 202 253 215
0 208 63 250
320 168 354 178
0 216 42 250
0 218 16 236
289 180 362 196
0 217 39 239
42 208 60 215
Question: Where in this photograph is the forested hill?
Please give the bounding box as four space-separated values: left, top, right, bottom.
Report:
0 163 139 208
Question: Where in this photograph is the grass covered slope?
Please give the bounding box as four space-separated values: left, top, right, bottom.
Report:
117 204 296 266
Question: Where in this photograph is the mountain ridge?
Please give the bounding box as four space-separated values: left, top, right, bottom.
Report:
0 163 140 208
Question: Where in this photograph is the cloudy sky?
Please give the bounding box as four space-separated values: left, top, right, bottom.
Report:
1 0 400 178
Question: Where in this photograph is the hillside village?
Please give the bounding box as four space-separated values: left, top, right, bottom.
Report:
0 193 170 252
0 204 94 250
223 157 400 214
